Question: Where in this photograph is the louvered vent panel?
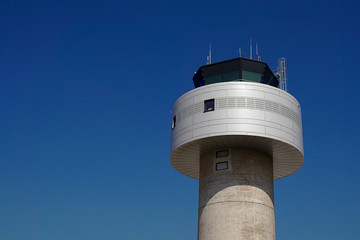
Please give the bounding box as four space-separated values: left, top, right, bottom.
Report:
216 98 227 109
228 97 236 108
176 97 300 124
237 98 246 108
254 99 265 110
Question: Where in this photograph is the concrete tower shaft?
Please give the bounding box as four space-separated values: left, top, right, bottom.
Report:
199 148 274 240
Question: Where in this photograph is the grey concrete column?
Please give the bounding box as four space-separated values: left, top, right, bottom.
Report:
198 148 275 240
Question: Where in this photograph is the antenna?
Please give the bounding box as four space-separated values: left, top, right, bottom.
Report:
250 38 252 59
278 57 288 92
239 48 242 57
256 44 258 59
256 44 261 61
206 43 212 65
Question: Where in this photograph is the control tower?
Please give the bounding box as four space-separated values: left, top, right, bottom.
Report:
170 57 304 239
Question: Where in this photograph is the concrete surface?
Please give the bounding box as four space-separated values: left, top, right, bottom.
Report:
198 147 275 240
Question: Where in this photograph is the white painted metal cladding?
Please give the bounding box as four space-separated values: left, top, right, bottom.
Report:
170 82 304 180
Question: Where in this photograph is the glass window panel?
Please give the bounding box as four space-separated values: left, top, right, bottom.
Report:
216 150 228 158
204 99 215 112
222 71 239 82
172 116 176 129
216 161 228 171
242 70 261 83
205 75 222 85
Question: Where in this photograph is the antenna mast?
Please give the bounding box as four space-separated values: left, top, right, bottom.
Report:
278 57 288 92
256 44 261 61
206 43 212 65
250 38 252 59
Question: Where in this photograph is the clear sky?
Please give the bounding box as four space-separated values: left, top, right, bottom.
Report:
1 0 359 239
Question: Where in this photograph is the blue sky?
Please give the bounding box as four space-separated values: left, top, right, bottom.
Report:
1 0 359 239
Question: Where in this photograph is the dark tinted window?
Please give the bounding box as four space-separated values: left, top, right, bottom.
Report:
216 161 228 171
216 150 228 158
172 115 176 129
204 99 215 112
